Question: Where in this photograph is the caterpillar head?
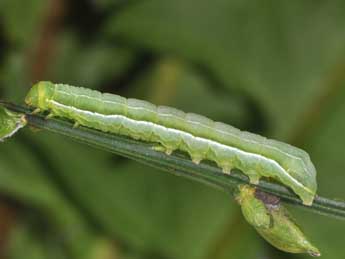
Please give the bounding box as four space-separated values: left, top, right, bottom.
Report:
25 81 55 110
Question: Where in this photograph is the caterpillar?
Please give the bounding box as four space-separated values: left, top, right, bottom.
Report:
25 81 317 205
235 185 320 256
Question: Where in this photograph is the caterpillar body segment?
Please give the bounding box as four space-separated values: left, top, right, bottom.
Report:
25 81 318 205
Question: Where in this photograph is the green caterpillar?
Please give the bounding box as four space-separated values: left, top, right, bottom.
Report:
25 81 317 205
235 185 320 256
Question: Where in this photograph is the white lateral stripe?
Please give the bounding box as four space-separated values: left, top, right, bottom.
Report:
55 86 307 170
49 99 309 193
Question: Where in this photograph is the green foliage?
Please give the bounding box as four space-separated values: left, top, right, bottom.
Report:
0 106 26 140
1 1 345 258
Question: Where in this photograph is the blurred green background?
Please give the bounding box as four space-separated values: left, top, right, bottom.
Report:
0 1 345 258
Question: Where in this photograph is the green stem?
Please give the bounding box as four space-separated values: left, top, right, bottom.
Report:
2 101 345 220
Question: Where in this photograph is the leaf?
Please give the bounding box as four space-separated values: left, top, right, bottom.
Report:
0 0 47 47
7 221 67 259
107 0 345 139
294 86 345 258
0 139 106 259
48 33 135 87
0 106 26 141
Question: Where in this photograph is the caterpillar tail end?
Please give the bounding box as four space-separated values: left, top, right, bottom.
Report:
298 189 315 206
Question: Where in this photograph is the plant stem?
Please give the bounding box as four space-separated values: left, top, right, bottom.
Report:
2 102 345 220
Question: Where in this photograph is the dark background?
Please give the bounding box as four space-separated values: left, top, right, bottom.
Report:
0 1 344 258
